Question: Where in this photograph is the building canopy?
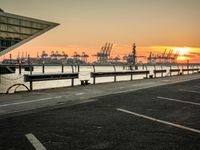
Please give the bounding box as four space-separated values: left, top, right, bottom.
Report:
0 10 59 56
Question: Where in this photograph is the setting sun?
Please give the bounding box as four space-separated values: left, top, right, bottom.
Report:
175 47 190 55
175 47 191 61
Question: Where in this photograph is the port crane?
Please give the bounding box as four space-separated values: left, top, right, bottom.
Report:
95 43 113 63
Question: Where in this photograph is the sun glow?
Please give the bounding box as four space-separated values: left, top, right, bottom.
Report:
177 48 189 55
175 47 191 61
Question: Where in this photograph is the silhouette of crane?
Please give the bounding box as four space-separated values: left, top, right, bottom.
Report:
95 43 113 63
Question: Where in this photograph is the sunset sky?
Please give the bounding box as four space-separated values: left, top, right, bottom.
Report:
1 0 200 63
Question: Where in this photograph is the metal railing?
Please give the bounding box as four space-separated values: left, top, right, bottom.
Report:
0 63 200 93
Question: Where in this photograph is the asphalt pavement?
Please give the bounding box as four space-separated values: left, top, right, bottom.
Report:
0 75 200 150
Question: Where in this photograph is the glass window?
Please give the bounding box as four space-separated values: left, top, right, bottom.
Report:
21 20 31 27
20 27 32 34
31 28 40 34
7 25 20 33
0 16 7 23
0 32 7 38
7 18 20 25
0 24 7 31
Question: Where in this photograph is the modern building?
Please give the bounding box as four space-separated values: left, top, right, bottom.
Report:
0 9 59 56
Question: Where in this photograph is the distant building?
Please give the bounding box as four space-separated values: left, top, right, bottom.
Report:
0 9 59 56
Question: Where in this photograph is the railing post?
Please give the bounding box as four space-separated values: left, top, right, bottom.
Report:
170 64 172 76
30 81 33 91
187 60 189 75
113 65 116 82
154 64 156 78
145 65 148 78
78 65 80 72
130 66 133 80
42 63 45 74
192 65 194 74
92 65 96 72
93 76 96 84
71 65 74 86
19 63 22 75
30 64 32 75
92 65 96 84
61 63 64 73
177 64 180 75
71 65 74 73
161 64 163 77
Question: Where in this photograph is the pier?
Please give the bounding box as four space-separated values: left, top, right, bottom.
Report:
1 63 200 93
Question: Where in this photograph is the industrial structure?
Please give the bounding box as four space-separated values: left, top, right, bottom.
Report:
80 52 89 63
147 49 179 64
126 43 145 66
95 43 113 63
50 51 68 60
126 43 137 65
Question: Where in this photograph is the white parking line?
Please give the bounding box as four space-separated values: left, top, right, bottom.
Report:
117 108 200 134
180 89 200 94
0 96 62 108
157 96 200 106
25 133 47 150
75 92 85 96
162 80 170 82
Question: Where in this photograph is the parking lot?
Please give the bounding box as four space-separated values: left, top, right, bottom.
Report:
0 78 200 150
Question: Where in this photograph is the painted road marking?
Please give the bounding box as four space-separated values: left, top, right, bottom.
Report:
180 89 200 94
75 92 85 96
157 96 200 106
0 96 62 108
25 133 47 150
162 80 170 82
117 108 200 134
